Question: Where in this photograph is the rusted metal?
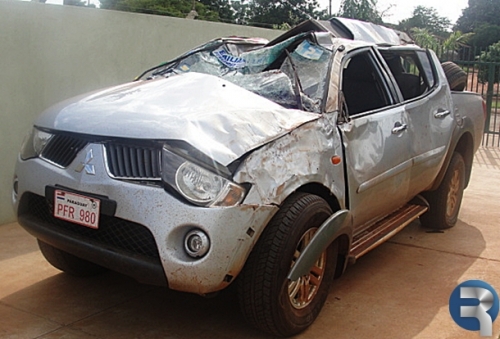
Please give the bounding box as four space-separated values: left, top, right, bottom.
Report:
349 204 428 261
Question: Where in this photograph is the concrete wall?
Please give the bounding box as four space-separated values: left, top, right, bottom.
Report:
0 0 280 225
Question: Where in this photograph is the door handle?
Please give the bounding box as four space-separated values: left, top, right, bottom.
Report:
392 123 407 134
434 109 451 118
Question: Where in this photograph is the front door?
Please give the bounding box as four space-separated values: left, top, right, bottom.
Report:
339 49 412 230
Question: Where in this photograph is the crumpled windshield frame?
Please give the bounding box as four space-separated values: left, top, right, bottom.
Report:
137 33 333 114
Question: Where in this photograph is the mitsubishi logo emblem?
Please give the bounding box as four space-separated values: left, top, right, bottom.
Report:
75 149 96 175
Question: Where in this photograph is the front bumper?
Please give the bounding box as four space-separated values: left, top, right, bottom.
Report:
13 144 277 294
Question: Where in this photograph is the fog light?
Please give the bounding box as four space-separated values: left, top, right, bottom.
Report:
184 229 210 258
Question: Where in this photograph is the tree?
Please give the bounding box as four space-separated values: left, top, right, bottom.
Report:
440 31 474 60
452 1 500 57
410 28 438 47
232 0 250 25
246 0 327 28
455 0 500 33
99 0 219 21
443 31 474 52
468 23 500 50
199 0 233 23
477 40 500 83
99 0 328 27
397 6 451 36
337 0 382 24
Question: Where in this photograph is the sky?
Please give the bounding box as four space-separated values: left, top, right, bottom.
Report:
318 0 469 25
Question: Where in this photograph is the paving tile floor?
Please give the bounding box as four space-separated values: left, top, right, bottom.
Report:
1 147 499 339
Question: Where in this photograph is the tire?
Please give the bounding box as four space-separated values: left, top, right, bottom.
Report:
237 193 337 337
441 61 467 91
420 152 466 229
38 240 106 277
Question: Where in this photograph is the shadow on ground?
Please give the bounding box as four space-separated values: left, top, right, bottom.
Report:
315 219 486 338
0 218 486 339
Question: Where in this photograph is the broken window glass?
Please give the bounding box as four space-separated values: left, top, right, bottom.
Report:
147 34 332 113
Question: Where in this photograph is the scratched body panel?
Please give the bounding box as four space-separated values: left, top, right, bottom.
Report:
12 17 485 303
14 144 279 293
234 113 346 208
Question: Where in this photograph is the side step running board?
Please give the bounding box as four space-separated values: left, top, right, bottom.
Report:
348 203 428 263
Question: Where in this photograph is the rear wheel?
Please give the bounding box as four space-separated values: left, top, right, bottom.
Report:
420 152 466 229
38 240 106 277
238 193 337 337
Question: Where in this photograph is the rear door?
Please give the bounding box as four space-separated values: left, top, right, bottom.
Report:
380 48 455 199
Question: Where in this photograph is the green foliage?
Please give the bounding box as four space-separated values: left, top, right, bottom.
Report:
443 31 474 51
337 0 382 24
410 27 438 47
99 0 328 28
477 40 500 83
455 0 500 33
468 24 500 50
397 6 451 36
246 0 327 28
451 1 500 58
273 22 292 30
99 0 220 21
231 0 250 25
199 0 233 22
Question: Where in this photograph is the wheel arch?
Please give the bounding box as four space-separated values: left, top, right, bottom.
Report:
455 132 474 188
237 191 342 336
248 184 351 282
430 131 475 191
296 182 342 212
296 183 350 278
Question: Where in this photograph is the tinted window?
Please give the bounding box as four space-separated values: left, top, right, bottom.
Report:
416 51 435 88
381 50 435 101
341 52 392 116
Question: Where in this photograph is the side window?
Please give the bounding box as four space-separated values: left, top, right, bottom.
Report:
382 50 436 101
341 52 392 116
416 51 435 88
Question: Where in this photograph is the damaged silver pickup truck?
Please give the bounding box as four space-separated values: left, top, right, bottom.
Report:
13 18 485 336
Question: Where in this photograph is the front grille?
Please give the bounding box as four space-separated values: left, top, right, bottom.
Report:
20 193 160 259
38 131 162 181
105 143 161 180
41 134 88 167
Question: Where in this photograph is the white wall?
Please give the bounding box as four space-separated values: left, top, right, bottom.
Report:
0 0 280 225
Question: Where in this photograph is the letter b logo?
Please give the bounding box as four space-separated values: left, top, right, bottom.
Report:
449 280 499 336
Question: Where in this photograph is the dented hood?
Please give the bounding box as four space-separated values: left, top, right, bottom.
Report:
36 72 320 166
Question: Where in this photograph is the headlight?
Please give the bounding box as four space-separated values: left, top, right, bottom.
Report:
20 127 53 160
176 162 225 204
162 146 245 207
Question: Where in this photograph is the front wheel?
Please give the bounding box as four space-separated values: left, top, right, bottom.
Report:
237 193 338 337
420 152 466 229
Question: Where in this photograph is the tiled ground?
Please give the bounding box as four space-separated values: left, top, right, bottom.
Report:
1 147 499 339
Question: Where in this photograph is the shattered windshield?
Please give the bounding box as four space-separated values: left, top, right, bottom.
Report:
143 35 332 113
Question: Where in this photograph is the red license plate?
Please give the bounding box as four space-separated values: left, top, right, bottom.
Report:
53 190 101 229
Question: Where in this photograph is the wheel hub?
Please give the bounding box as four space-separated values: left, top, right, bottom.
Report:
446 168 461 218
288 228 326 309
